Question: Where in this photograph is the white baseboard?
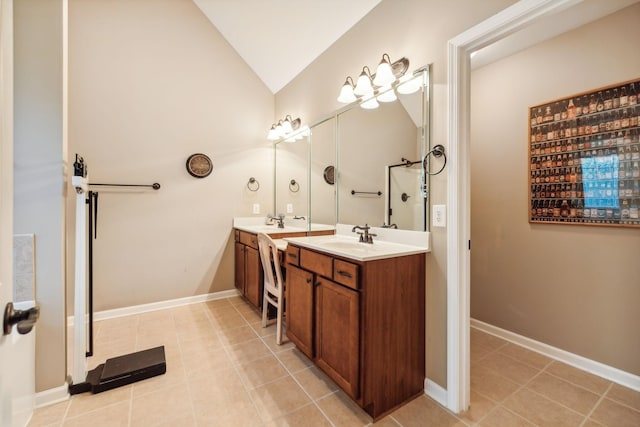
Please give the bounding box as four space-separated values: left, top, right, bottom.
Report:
35 383 69 409
67 289 240 326
471 318 640 392
424 378 448 407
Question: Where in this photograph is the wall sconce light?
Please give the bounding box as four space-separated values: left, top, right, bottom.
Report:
337 54 418 110
338 76 357 103
372 53 395 87
267 115 304 141
354 66 374 96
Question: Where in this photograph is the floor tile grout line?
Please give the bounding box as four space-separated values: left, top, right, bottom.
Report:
481 403 538 427
477 362 547 425
251 307 341 427
493 343 556 372
474 346 613 421
539 363 613 397
260 335 340 425
127 385 133 427
171 306 201 426
578 382 613 427
62 315 141 425
210 299 272 425
523 379 602 420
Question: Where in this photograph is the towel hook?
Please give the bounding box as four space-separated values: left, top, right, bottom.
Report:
247 177 260 192
289 179 300 193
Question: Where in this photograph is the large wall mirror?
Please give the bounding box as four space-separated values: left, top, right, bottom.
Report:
274 65 430 232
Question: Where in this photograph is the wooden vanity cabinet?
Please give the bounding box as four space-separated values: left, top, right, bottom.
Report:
285 243 425 420
234 228 333 310
315 276 360 399
234 231 262 308
283 264 314 357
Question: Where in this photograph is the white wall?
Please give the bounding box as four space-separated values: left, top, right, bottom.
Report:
67 0 275 316
471 3 640 375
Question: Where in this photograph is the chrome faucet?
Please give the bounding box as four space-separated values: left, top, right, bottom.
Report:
267 214 285 228
352 224 376 244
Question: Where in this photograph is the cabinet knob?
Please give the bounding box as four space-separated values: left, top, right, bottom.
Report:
306 278 312 284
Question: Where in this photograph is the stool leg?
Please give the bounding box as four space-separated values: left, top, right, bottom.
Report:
261 289 269 328
275 295 283 345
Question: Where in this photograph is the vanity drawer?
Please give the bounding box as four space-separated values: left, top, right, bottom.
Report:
285 245 300 266
239 231 259 249
333 259 359 290
300 248 333 278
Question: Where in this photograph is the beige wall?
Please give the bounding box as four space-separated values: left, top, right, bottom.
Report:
275 0 517 389
337 102 418 226
14 0 67 392
471 3 640 375
67 0 274 317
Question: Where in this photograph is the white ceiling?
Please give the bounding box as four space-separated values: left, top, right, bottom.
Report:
193 0 382 94
193 0 639 95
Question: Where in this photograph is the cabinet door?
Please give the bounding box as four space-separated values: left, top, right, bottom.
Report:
285 265 314 358
315 277 360 399
234 242 245 293
244 246 262 308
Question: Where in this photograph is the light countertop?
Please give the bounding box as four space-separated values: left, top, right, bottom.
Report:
283 224 430 262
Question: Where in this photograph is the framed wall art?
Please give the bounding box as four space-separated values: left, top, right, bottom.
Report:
529 78 640 227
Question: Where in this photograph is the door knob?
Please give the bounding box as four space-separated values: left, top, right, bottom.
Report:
3 302 40 335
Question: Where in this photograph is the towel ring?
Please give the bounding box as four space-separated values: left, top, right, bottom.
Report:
289 179 300 193
247 177 260 192
423 144 447 176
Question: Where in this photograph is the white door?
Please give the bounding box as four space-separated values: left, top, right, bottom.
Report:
1 0 36 425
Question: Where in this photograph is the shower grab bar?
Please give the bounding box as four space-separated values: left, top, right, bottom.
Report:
89 182 161 190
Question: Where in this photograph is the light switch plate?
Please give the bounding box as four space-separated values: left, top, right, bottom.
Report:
252 203 260 214
286 203 293 213
433 205 446 227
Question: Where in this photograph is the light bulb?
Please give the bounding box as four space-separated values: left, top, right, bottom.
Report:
373 54 396 86
397 74 422 95
354 67 373 96
267 125 279 140
337 79 357 103
275 121 284 137
282 118 293 134
361 95 379 110
376 85 397 102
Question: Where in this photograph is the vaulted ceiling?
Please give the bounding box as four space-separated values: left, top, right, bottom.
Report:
193 0 382 94
193 0 639 94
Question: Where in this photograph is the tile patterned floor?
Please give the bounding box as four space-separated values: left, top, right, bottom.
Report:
29 297 640 426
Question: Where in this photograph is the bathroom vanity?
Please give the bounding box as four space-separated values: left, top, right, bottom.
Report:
283 228 429 420
233 217 333 308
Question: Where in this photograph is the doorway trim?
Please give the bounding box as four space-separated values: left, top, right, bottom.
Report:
445 0 583 413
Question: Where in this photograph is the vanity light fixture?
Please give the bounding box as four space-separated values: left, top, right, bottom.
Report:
372 54 395 87
338 76 357 103
361 94 380 110
353 66 374 96
267 115 303 141
376 84 397 103
337 54 411 109
396 73 422 95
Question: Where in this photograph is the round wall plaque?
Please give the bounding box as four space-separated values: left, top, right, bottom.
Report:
186 153 213 178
